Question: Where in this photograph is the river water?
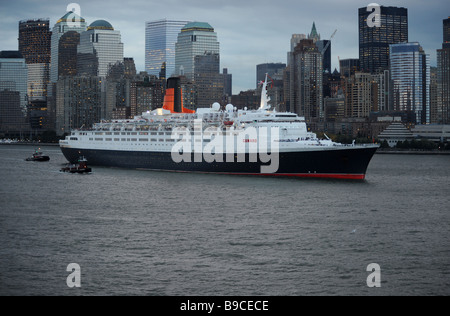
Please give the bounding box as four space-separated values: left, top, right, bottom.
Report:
0 145 449 295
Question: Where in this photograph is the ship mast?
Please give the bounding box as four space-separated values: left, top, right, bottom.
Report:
259 73 271 111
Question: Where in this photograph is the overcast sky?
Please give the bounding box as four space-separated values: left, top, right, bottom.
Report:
0 0 447 93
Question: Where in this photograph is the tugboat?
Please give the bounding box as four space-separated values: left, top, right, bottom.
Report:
60 156 92 174
26 149 50 162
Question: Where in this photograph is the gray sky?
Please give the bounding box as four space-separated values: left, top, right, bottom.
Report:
0 0 447 93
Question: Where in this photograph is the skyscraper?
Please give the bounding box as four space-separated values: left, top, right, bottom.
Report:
145 19 191 78
444 17 450 45
290 39 323 121
437 17 450 124
359 6 408 74
193 52 224 108
18 19 51 103
390 42 430 124
50 11 87 83
308 22 320 43
175 22 220 81
308 22 332 74
342 73 379 118
0 51 28 114
58 31 81 77
18 19 51 65
316 40 331 74
339 59 360 78
77 20 124 78
0 90 30 136
285 34 307 112
56 76 103 135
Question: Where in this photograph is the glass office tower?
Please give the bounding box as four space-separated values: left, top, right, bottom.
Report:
77 20 124 78
0 51 28 114
175 22 220 81
18 19 51 103
390 43 430 124
50 11 87 83
359 6 408 74
145 19 191 78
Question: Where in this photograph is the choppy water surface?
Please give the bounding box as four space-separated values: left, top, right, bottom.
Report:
0 145 449 295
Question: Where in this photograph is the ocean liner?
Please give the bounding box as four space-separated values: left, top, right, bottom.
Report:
60 76 379 179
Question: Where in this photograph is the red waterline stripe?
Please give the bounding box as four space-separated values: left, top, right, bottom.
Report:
144 169 366 180
218 172 366 180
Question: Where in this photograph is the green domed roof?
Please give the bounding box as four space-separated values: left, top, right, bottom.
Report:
182 22 214 32
57 11 85 24
87 20 114 31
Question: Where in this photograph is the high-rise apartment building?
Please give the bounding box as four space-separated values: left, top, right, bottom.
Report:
77 20 124 78
56 76 104 135
145 19 191 78
50 11 87 82
342 72 379 118
175 22 220 81
290 39 323 121
359 6 408 74
390 42 430 124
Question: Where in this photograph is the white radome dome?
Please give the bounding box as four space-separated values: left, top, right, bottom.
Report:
212 102 221 111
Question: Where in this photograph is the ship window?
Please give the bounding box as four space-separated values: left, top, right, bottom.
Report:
131 138 137 142
151 139 157 142
89 138 93 141
114 138 120 142
121 132 126 135
139 139 148 142
70 137 78 141
151 132 157 135
159 139 164 142
106 132 112 135
106 138 112 141
95 138 103 141
121 139 126 142
131 132 137 135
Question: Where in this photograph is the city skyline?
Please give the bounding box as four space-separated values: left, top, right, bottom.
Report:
0 0 447 93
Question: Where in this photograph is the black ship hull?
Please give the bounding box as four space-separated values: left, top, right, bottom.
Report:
60 146 378 180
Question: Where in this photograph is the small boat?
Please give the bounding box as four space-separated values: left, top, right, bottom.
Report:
60 157 92 174
26 149 50 162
